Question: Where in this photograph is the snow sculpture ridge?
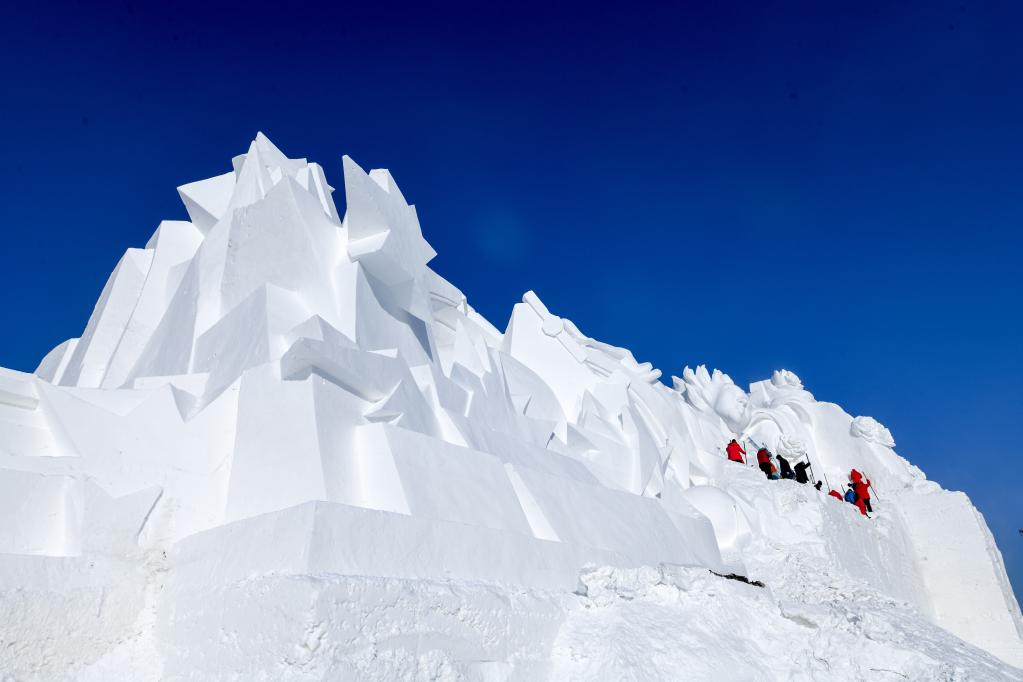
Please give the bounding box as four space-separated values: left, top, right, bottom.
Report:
1 135 1021 677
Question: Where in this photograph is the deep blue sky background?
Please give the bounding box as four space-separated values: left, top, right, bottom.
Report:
2 2 1020 600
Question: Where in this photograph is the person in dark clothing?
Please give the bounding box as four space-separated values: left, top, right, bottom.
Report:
756 448 772 479
794 461 810 484
776 454 795 480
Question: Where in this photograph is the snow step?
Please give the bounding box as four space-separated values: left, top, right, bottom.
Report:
0 417 65 457
0 369 68 457
0 368 40 410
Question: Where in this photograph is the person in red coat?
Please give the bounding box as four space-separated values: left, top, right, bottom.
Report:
756 448 772 479
850 469 863 485
854 478 873 513
846 484 869 517
726 439 746 464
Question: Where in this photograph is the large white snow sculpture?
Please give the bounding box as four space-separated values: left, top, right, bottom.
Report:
0 134 1020 678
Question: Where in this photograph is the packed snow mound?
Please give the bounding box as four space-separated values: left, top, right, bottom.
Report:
555 563 1020 681
1 134 1021 679
851 415 897 448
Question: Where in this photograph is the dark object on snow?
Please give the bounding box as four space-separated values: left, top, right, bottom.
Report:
814 481 823 491
794 461 810 484
710 570 765 588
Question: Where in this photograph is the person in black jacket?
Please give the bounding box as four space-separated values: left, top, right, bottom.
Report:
776 454 795 480
794 461 810 484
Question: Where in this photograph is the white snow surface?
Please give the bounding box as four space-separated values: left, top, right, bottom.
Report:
1 134 1021 680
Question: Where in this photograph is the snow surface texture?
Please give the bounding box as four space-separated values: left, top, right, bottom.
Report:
1 134 1021 680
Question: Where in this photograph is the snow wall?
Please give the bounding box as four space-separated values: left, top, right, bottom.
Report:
1 134 1021 680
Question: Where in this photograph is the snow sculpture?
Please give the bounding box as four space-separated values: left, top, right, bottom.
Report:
1 132 721 578
851 415 897 447
0 134 1020 677
504 290 680 498
770 368 803 389
740 369 816 454
775 432 807 458
676 365 751 434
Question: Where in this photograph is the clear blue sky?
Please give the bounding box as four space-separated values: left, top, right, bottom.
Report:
2 2 1020 599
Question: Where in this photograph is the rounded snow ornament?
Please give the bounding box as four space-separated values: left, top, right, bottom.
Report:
771 369 803 389
777 433 807 458
851 416 896 448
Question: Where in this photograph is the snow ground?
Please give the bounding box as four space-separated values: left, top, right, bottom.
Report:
553 562 1022 682
5 466 1019 681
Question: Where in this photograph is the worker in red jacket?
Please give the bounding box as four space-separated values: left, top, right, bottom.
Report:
756 448 772 479
726 439 746 464
853 478 873 513
850 469 863 485
845 485 869 517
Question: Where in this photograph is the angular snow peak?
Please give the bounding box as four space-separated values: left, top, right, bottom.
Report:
177 171 235 234
2 134 1021 677
343 155 436 321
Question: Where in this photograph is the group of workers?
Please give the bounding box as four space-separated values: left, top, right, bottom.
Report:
725 439 876 518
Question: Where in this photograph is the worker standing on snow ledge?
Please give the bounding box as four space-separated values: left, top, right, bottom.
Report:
756 448 773 479
726 439 746 464
777 454 795 480
854 476 873 513
794 461 810 484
